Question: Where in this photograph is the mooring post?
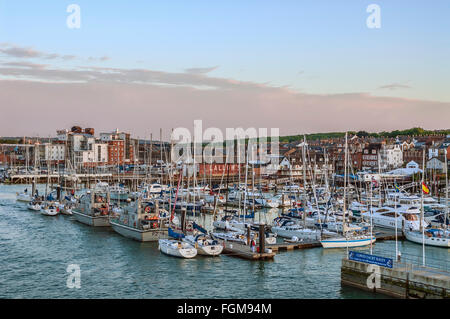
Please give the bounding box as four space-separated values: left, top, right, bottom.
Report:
259 223 265 254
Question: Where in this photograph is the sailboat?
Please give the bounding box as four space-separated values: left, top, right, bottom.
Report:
183 223 223 256
320 133 376 248
405 148 450 248
158 159 198 258
40 202 59 216
158 237 198 258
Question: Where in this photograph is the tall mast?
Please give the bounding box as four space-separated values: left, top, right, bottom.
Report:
343 133 348 227
445 148 448 229
421 147 425 266
193 124 196 218
302 135 307 228
243 141 249 222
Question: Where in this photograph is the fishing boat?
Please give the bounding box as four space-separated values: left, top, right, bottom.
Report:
72 190 111 226
109 198 169 241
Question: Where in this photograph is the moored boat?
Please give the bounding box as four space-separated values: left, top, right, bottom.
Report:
158 238 197 258
109 198 169 241
72 190 111 226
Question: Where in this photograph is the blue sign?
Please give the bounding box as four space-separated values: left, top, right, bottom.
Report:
348 251 393 268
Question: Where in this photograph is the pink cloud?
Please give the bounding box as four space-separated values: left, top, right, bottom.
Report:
0 80 448 138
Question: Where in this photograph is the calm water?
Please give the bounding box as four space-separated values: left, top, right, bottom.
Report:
1 184 448 299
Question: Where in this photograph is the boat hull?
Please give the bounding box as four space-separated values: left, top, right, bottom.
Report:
17 194 32 202
27 204 41 211
197 245 223 256
321 236 376 248
158 239 197 258
405 231 450 248
72 210 110 227
110 220 168 242
272 227 321 240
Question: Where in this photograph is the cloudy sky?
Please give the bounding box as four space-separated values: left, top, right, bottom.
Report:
0 1 449 139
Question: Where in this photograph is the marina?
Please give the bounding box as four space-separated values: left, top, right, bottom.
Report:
1 127 449 299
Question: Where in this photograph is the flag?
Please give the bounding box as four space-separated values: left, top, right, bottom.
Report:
371 178 378 187
394 183 400 192
422 182 430 194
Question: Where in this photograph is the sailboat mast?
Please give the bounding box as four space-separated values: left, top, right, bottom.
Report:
243 141 249 222
421 147 425 266
302 135 307 228
193 125 196 219
343 133 348 226
445 148 448 229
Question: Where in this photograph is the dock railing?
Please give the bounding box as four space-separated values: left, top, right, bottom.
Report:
348 249 450 273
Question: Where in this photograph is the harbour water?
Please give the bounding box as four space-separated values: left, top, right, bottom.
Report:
1 184 448 299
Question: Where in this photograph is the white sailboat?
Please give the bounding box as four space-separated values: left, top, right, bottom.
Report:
183 234 223 256
405 148 450 248
320 133 376 248
158 238 198 258
27 200 41 211
40 203 59 216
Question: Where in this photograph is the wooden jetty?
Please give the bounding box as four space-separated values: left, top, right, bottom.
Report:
267 240 321 252
373 228 406 241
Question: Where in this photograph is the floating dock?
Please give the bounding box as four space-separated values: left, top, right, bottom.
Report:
267 240 321 252
219 240 275 260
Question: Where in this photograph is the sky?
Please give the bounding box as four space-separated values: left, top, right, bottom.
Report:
0 0 449 139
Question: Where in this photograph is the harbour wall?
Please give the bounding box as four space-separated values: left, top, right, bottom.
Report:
341 259 450 299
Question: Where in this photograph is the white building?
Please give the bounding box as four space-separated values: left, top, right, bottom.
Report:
426 157 445 172
43 143 65 162
428 147 439 160
75 143 108 168
382 144 403 169
56 129 69 141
